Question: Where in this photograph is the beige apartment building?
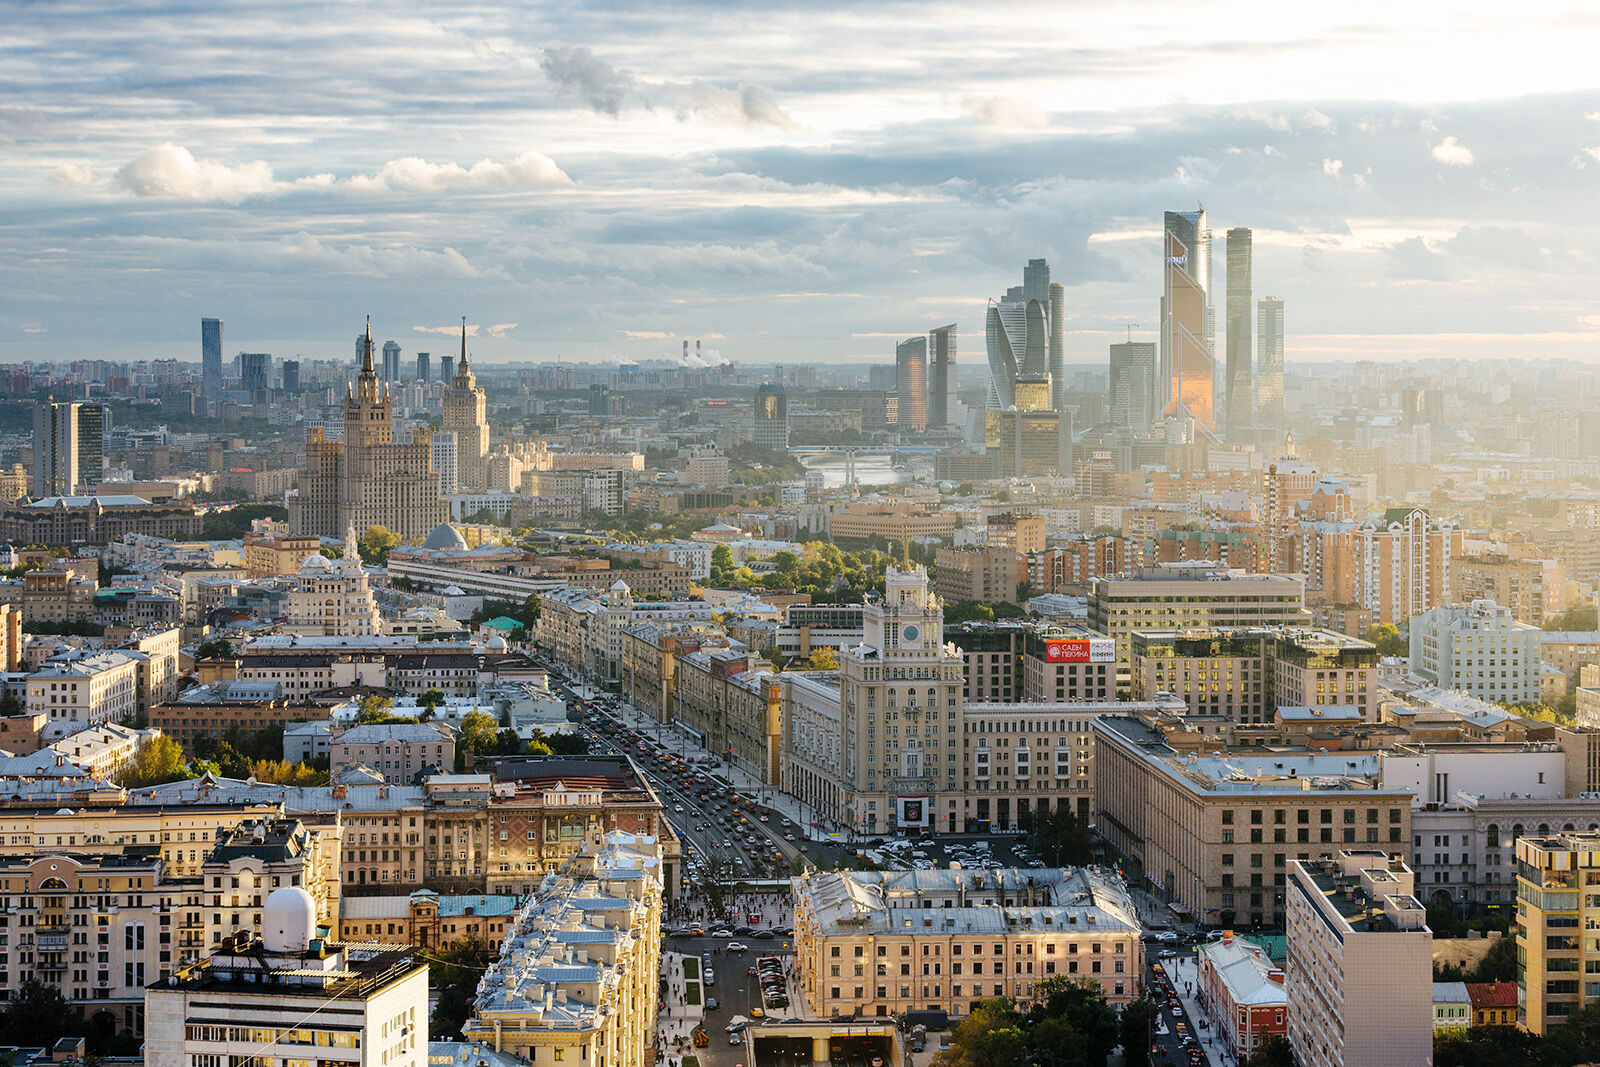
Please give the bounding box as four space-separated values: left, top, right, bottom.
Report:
933 546 1020 604
826 502 959 543
26 650 142 722
463 832 662 1067
1455 552 1565 626
1093 716 1411 927
1515 832 1600 1034
1286 853 1431 1067
675 646 782 784
793 866 1142 1021
330 721 455 784
986 511 1047 554
1357 506 1460 626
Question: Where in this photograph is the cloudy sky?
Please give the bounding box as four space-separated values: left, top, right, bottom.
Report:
5 1 1600 367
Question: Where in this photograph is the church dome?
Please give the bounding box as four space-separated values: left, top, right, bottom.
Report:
487 635 508 651
422 523 468 551
301 553 331 570
262 885 317 953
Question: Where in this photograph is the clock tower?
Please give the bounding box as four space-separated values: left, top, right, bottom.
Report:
839 564 966 834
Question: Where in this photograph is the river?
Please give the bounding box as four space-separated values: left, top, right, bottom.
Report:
796 451 925 488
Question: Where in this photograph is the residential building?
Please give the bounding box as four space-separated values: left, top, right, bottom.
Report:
32 400 80 497
1093 716 1411 927
1285 852 1431 1067
289 322 448 541
1262 436 1318 571
0 494 201 545
283 525 384 637
442 321 490 490
826 502 958 543
243 525 323 578
331 722 455 785
792 866 1142 1021
1434 982 1472 1029
1358 507 1460 626
149 693 334 755
1513 832 1600 1033
1409 600 1542 705
145 888 427 1067
674 647 782 784
1198 934 1287 1061
339 892 520 953
1466 981 1517 1026
1160 208 1215 434
1024 536 1138 596
927 324 957 430
933 546 1019 605
26 650 140 722
986 512 1046 554
1455 552 1565 626
462 832 662 1067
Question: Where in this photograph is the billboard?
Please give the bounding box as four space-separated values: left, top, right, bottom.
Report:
897 796 929 829
1044 638 1115 664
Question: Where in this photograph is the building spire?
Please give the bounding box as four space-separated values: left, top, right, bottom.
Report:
459 316 469 371
361 316 375 377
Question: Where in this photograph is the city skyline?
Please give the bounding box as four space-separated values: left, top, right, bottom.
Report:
4 4 1600 366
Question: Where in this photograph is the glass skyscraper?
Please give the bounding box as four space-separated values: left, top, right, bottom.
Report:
1257 297 1285 428
1109 341 1157 429
1159 208 1215 434
1225 227 1253 437
985 259 1056 410
201 317 223 401
927 324 957 430
895 336 928 431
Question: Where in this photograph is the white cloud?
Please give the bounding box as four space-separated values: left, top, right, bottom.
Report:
49 163 94 188
317 152 571 194
1586 111 1600 121
962 96 1049 128
113 143 275 202
1300 109 1336 132
412 320 520 337
1323 158 1344 177
1430 135 1475 166
485 322 517 337
1583 146 1600 163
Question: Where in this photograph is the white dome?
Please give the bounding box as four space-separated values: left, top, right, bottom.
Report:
262 885 318 953
487 635 508 651
301 553 331 569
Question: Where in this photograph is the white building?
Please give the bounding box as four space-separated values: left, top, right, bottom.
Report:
1409 599 1542 705
433 431 459 496
1286 852 1432 1067
145 886 429 1067
282 524 384 637
26 650 141 722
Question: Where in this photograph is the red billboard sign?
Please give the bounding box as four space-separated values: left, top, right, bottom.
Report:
1045 638 1114 664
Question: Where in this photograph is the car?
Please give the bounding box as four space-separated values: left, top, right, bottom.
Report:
1156 931 1180 943
729 1033 742 1045
712 930 734 938
706 997 718 1010
749 1007 765 1019
754 930 776 940
728 942 749 951
705 971 715 985
701 951 713 962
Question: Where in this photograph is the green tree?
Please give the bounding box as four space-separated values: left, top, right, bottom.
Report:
357 694 397 723
456 711 499 770
0 978 84 1047
117 736 193 787
359 525 402 565
805 646 839 670
932 998 1027 1067
1545 603 1600 632
1118 992 1159 1067
0 690 20 717
711 543 735 576
1365 623 1408 657
200 503 287 541
1027 805 1096 867
427 938 490 1040
418 688 447 711
1470 934 1517 982
1025 977 1120 1066
1245 1033 1298 1067
944 600 994 626
196 638 235 660
543 732 590 756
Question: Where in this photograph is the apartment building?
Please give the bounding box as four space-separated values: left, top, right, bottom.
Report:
145 892 427 1067
986 512 1047 554
826 502 958 543
674 646 782 784
793 866 1142 1021
1409 599 1542 705
340 891 519 953
1285 853 1431 1067
1129 627 1378 724
1093 716 1412 927
1357 507 1460 626
26 650 141 722
331 721 455 785
462 832 662 1067
1514 833 1600 1034
1024 535 1138 595
1455 552 1565 626
933 546 1019 604
0 816 336 1038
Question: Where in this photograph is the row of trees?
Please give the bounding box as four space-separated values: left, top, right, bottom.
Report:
933 980 1124 1067
1436 1005 1600 1066
116 734 330 788
708 540 896 600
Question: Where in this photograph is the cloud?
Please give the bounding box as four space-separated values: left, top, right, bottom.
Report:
113 143 275 202
540 46 635 116
963 96 1049 128
485 322 517 337
1383 236 1451 280
50 163 94 188
412 320 519 337
309 152 571 193
623 330 671 339
1430 136 1475 166
1443 225 1550 271
539 45 795 128
1322 158 1343 177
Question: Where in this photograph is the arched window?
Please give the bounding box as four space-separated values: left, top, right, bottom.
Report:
1486 824 1500 849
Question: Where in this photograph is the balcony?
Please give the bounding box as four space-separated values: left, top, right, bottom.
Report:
36 927 69 951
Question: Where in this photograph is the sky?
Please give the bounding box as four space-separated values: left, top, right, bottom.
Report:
5 0 1600 368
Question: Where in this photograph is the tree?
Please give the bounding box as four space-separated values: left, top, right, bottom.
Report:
543 732 590 756
0 978 84 1047
932 998 1026 1067
1545 603 1600 632
1025 977 1120 1066
1470 934 1517 982
456 711 499 770
1365 623 1408 657
359 525 402 565
196 638 235 660
357 694 396 723
418 688 447 711
1118 993 1159 1067
711 543 735 576
427 937 490 1040
805 646 839 670
1028 805 1096 867
1245 1033 1297 1067
944 600 995 626
117 736 192 787
0 690 20 717
200 503 287 541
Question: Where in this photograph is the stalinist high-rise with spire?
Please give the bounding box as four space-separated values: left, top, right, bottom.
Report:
441 317 490 491
289 320 449 541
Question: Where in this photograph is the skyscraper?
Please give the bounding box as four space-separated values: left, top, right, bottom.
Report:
32 400 79 497
441 320 489 490
76 403 104 491
381 340 401 383
441 355 455 383
1048 282 1065 413
895 336 928 431
201 318 223 401
416 352 430 383
754 383 788 450
240 352 271 395
432 431 458 496
281 360 300 393
985 260 1054 410
1224 227 1253 436
1159 208 1215 434
1108 342 1157 429
927 324 957 430
1257 297 1285 429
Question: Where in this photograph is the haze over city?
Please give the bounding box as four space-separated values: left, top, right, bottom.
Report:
7 1 1600 365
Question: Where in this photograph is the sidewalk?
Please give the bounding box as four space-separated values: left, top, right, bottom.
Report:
656 951 705 1058
1163 954 1237 1067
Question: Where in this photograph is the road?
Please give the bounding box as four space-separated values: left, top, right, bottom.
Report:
665 936 801 1067
1144 947 1210 1067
